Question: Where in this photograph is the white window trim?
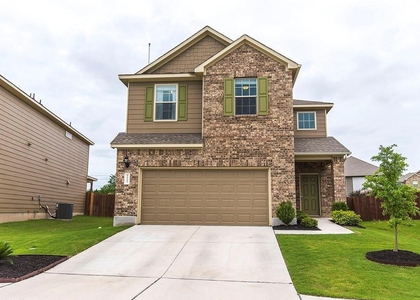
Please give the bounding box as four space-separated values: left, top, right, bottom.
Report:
297 111 317 130
234 78 258 116
153 83 178 122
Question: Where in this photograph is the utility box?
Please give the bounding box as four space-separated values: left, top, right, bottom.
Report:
56 203 73 220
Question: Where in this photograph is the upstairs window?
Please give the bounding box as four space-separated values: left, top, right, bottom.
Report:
235 78 257 115
223 77 268 116
155 84 177 121
413 180 418 188
297 112 316 130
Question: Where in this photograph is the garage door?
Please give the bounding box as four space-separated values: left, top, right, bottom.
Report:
141 169 269 226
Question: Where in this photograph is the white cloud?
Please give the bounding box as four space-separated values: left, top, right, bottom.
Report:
1 0 420 187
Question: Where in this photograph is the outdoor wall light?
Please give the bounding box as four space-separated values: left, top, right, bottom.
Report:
123 152 130 168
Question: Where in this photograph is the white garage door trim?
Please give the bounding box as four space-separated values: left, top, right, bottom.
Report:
137 167 272 226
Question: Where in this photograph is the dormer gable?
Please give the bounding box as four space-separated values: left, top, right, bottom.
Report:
195 34 301 85
137 26 232 75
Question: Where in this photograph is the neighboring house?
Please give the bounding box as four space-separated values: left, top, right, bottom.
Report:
344 156 378 195
0 75 94 223
398 171 420 190
111 26 350 226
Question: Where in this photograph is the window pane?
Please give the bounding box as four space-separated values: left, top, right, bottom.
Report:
234 78 257 115
156 85 176 103
298 112 315 129
235 97 256 115
155 103 175 120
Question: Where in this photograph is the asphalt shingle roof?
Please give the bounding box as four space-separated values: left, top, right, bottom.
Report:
294 137 351 154
344 156 378 177
293 99 333 106
110 132 203 145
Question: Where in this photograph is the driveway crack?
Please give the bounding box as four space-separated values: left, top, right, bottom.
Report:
131 226 201 299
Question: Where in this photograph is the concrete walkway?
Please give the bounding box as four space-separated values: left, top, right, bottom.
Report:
0 225 300 300
274 218 354 235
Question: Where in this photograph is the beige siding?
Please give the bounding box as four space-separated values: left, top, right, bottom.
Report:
293 109 327 138
127 81 202 134
0 86 89 221
147 36 227 74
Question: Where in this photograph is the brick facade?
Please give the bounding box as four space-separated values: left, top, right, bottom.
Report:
404 173 420 190
294 158 346 217
115 43 296 218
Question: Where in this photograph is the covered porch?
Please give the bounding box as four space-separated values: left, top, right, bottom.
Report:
294 137 351 217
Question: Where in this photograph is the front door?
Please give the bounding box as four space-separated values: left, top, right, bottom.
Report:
300 175 320 215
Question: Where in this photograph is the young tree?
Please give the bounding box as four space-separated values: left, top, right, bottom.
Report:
363 144 419 252
95 174 116 194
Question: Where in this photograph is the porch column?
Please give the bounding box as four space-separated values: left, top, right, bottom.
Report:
332 156 346 201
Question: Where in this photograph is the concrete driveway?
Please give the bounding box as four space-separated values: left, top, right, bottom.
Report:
0 225 299 299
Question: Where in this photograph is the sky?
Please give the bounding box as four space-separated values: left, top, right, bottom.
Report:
1 0 419 188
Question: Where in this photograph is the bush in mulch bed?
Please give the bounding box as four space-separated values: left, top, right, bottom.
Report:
272 224 320 231
366 250 420 267
0 255 67 283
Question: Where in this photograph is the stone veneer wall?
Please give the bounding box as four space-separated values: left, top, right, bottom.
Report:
115 43 296 218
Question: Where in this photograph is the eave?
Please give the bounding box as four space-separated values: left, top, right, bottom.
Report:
136 26 232 75
118 73 200 86
194 34 301 85
0 75 94 145
110 143 203 149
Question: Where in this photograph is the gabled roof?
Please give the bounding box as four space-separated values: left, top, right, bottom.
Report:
344 156 378 177
136 26 232 75
398 171 420 183
119 26 301 86
294 137 351 156
194 34 301 85
0 75 94 145
293 99 334 112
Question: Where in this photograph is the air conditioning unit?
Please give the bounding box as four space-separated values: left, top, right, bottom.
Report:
56 203 73 220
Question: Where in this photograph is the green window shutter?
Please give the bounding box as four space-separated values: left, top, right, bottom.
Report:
144 86 154 122
178 84 188 121
257 77 268 115
224 78 234 116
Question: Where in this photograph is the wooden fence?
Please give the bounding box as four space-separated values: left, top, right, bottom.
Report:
346 192 420 221
85 192 115 217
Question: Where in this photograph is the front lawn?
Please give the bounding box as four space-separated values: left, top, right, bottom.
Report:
0 216 130 256
277 221 420 300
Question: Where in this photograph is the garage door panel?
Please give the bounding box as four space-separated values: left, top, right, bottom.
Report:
141 169 269 226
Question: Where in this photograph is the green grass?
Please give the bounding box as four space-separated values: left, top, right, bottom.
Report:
276 221 420 300
0 216 130 256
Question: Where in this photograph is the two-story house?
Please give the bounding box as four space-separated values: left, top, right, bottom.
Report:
111 26 350 226
0 75 94 223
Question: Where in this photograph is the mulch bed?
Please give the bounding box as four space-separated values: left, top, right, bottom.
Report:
0 255 67 283
272 224 320 231
366 250 420 267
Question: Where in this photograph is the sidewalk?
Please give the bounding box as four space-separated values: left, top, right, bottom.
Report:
274 218 354 235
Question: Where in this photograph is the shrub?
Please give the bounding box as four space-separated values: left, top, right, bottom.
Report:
332 201 349 211
348 190 367 197
332 210 362 226
276 201 295 226
296 210 309 224
300 217 318 228
0 242 14 265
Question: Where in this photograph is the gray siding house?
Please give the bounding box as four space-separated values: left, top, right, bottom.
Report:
0 75 94 223
111 26 350 226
